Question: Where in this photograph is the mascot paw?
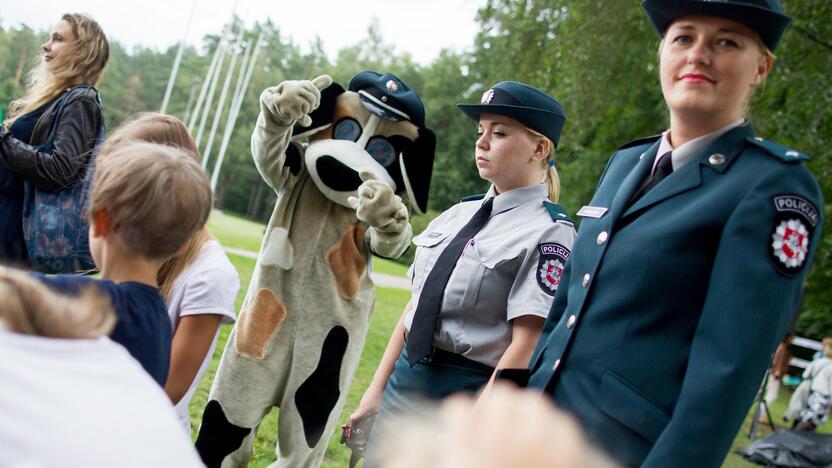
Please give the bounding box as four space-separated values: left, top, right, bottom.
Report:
261 74 332 127
347 171 409 233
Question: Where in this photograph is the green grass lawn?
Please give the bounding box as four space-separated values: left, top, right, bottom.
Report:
197 211 830 467
207 210 269 253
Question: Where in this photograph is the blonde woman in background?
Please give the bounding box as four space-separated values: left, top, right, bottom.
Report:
0 13 108 265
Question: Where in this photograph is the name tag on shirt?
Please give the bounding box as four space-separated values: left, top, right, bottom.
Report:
577 206 608 218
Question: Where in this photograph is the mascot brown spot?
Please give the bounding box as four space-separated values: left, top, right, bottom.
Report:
326 224 367 299
235 288 286 360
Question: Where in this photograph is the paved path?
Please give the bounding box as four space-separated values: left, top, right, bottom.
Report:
223 246 411 290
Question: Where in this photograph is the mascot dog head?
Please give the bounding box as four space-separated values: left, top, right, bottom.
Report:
290 71 435 214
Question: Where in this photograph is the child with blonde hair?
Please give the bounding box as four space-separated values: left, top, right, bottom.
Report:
31 140 213 386
0 268 204 467
102 112 239 431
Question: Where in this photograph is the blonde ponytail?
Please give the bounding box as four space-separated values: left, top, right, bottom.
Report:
545 161 561 203
0 268 115 339
526 127 561 203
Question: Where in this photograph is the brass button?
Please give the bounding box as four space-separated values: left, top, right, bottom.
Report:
567 314 576 328
582 273 590 287
596 231 608 245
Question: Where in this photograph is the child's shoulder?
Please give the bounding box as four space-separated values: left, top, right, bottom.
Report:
111 281 166 309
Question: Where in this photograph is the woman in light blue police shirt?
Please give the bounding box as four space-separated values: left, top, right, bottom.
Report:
522 1 824 467
349 81 576 428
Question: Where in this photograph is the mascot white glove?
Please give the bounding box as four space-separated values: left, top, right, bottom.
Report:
348 172 409 234
260 75 332 127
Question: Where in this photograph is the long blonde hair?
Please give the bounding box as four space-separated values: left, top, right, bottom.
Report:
100 113 213 299
0 268 115 339
5 13 109 126
527 128 561 203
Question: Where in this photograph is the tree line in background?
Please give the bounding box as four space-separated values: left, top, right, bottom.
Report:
0 0 829 339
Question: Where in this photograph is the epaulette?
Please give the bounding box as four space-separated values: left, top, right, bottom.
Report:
543 201 574 224
617 134 661 150
459 193 486 203
746 136 810 163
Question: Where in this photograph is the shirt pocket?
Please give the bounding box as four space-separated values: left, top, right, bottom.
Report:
411 231 451 289
461 243 519 314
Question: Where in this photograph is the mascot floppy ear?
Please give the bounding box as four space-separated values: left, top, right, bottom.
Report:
399 127 435 215
291 82 346 140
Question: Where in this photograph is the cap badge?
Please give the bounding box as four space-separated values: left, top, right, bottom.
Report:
481 89 495 104
385 80 398 92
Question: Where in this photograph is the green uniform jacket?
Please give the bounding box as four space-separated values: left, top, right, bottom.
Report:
527 124 823 467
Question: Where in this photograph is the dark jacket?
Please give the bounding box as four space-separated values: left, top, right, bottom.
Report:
0 87 102 262
527 124 823 468
0 86 102 192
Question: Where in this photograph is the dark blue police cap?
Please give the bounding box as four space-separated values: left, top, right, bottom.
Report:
457 81 566 147
349 71 426 128
642 0 790 51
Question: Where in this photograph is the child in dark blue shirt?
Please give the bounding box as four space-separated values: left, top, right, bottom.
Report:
36 276 172 385
30 140 212 386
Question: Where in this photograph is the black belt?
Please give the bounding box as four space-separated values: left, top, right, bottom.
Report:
423 347 495 374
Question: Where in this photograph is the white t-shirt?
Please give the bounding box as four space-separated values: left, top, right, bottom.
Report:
166 239 239 430
0 328 204 468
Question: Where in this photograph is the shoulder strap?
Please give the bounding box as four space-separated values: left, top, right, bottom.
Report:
42 85 101 150
459 193 486 203
542 200 574 224
745 136 810 163
617 134 661 150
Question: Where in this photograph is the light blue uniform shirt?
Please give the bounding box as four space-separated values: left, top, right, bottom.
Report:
404 184 576 367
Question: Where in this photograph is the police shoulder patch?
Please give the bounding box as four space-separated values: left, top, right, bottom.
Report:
769 194 818 276
536 242 570 296
746 137 810 163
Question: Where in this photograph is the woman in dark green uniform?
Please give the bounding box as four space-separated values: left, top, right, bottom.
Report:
523 1 824 467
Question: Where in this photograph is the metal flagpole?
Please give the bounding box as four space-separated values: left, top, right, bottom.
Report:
202 28 244 171
194 37 227 148
182 78 200 123
210 28 267 193
187 31 224 133
160 0 198 114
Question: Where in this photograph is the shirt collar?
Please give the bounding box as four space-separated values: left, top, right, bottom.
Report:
484 183 548 215
656 118 746 172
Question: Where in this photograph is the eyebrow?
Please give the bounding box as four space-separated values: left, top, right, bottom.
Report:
669 24 744 35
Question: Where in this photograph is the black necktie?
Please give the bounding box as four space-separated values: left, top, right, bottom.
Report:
407 197 494 366
631 151 673 203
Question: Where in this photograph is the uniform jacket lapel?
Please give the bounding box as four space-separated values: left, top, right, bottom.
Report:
621 124 756 220
608 140 660 224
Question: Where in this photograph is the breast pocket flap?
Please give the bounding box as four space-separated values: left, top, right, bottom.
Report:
478 246 517 269
413 231 450 248
599 369 671 443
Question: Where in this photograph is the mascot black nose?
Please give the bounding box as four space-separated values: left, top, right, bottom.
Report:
316 156 363 191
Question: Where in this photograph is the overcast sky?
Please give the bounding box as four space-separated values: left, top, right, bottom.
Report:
0 0 484 64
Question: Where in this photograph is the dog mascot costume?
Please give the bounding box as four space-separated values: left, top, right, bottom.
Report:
195 71 435 467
